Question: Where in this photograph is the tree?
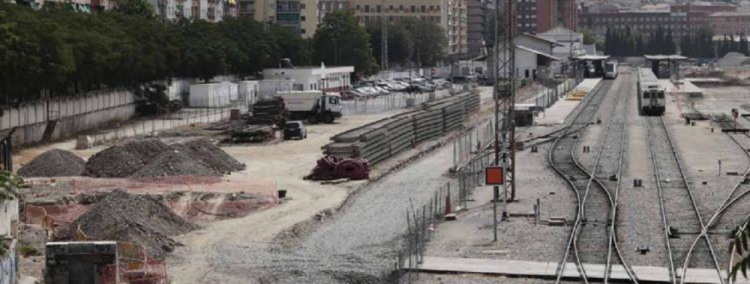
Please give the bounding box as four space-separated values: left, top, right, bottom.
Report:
313 10 378 79
367 21 413 68
113 0 154 17
582 30 596 45
400 17 447 67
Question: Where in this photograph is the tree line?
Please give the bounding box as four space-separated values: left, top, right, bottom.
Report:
366 17 448 69
3 2 437 105
605 26 750 59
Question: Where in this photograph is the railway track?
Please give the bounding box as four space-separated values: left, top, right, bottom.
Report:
646 115 723 284
550 77 637 283
681 131 750 283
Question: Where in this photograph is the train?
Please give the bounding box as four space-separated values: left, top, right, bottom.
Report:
636 67 666 116
604 61 618 79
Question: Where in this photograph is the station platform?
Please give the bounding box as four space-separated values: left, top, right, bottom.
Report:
659 79 704 98
534 78 602 125
407 256 748 284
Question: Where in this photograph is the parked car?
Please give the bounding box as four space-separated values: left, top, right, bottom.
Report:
283 121 307 140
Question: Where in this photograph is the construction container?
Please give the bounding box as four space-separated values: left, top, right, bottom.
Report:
189 83 235 108
45 241 118 284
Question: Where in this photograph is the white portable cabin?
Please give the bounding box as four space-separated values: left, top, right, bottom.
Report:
237 80 259 106
189 82 236 107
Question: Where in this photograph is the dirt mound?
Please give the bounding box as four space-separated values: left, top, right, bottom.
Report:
171 139 245 174
131 149 220 178
73 189 196 258
18 149 86 178
84 139 169 178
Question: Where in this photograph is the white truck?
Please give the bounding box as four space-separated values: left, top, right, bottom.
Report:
276 91 343 123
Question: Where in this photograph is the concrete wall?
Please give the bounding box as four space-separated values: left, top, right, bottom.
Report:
1 89 137 147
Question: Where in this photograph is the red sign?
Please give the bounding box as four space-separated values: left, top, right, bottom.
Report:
485 166 505 185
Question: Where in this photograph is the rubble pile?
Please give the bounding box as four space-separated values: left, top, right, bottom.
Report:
17 149 86 177
171 139 245 174
131 149 220 178
73 189 197 258
84 139 169 178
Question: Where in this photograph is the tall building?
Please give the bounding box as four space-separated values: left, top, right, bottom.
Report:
466 0 490 56
709 12 750 35
350 0 468 55
237 0 319 38
148 0 235 22
318 0 350 23
517 0 577 34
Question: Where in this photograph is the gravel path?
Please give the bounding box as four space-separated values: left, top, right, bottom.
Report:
202 138 457 283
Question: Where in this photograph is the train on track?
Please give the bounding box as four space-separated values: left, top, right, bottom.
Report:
604 61 618 79
637 67 665 116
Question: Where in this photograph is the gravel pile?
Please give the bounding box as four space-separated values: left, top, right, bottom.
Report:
84 139 169 178
17 149 85 177
171 139 245 174
73 189 197 258
131 149 220 178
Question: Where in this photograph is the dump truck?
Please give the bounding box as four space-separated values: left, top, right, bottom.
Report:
277 91 343 124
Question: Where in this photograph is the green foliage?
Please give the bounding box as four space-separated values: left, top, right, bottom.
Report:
605 26 678 57
367 18 446 69
367 21 413 67
399 17 447 68
0 2 310 104
679 28 716 58
731 224 750 281
582 30 596 45
313 10 378 79
113 0 154 17
0 171 21 201
19 243 39 257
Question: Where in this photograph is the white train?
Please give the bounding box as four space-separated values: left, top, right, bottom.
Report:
637 67 665 116
604 61 618 79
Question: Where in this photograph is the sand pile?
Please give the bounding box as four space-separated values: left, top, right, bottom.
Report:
73 189 196 258
84 139 169 178
18 149 86 178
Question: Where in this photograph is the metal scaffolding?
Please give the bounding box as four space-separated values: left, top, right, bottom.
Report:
492 0 516 241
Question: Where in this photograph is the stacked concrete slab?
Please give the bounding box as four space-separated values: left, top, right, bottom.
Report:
323 91 481 165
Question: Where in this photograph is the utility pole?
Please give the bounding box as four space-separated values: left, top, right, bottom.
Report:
493 0 516 241
381 0 389 73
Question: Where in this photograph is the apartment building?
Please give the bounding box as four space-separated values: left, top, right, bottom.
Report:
517 0 577 34
709 12 750 35
350 0 468 55
580 7 695 42
237 0 318 37
466 0 491 56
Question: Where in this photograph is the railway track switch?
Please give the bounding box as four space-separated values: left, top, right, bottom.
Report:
668 226 680 238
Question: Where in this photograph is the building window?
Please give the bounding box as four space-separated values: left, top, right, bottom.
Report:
301 16 305 21
365 5 369 12
421 5 425 12
411 5 415 13
399 5 403 11
301 28 306 34
301 3 305 9
377 5 381 12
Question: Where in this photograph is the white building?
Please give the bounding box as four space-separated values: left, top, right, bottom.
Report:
147 0 236 22
262 65 355 93
487 33 561 81
537 26 586 60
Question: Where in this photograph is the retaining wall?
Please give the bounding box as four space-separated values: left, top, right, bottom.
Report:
1 89 137 147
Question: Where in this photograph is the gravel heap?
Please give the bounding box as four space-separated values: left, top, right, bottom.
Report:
171 139 245 174
84 139 169 178
131 149 220 178
74 189 197 258
17 149 86 177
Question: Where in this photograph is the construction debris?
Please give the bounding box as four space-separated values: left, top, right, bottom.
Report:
170 139 245 174
18 149 86 178
84 139 169 178
229 125 275 143
248 97 287 126
306 156 370 181
72 189 197 258
131 149 220 178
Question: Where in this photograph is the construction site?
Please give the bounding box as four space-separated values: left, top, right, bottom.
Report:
14 81 533 283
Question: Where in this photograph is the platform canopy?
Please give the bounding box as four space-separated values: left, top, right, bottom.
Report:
644 55 688 61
